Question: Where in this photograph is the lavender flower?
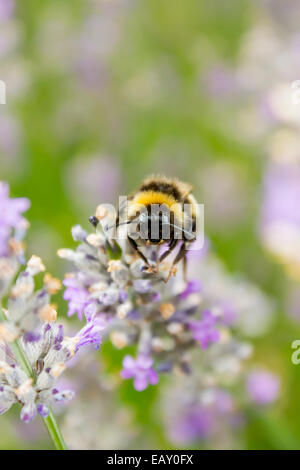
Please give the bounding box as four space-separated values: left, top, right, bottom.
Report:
61 354 139 450
74 316 106 352
57 198 278 449
188 251 274 337
58 204 225 390
2 255 57 334
179 279 201 300
162 377 243 448
261 161 300 279
221 2 300 280
121 355 158 391
0 182 30 257
63 277 90 320
0 318 106 422
188 310 220 349
171 405 214 443
0 0 14 22
246 370 280 405
0 183 106 428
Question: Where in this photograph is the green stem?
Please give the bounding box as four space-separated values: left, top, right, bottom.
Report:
10 338 33 378
0 308 67 450
43 410 68 450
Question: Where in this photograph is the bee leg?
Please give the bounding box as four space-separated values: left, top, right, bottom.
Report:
183 253 188 282
165 241 188 283
159 237 178 263
127 236 151 267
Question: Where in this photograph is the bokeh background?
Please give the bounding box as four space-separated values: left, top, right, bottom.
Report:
1 0 300 449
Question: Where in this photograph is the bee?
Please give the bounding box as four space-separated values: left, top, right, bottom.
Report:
109 176 198 282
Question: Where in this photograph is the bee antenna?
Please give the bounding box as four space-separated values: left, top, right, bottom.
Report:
104 219 136 232
164 222 194 239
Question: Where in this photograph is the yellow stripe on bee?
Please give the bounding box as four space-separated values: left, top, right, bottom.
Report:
130 191 183 220
136 191 176 208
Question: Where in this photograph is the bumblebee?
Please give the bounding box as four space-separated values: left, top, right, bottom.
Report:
113 176 197 281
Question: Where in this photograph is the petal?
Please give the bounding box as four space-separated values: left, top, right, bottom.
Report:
0 404 13 415
120 369 134 379
137 355 153 369
122 355 136 370
134 376 148 391
148 370 159 385
20 403 37 423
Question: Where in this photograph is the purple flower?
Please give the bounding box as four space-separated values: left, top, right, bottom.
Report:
54 324 64 350
98 287 119 306
0 182 30 256
262 163 300 228
37 403 49 418
0 0 14 22
246 370 280 405
188 310 220 349
260 162 300 276
63 278 90 320
126 310 141 321
51 388 74 403
0 182 30 228
23 331 41 343
170 389 237 444
171 406 214 444
75 316 106 352
83 300 100 322
119 290 128 303
214 389 234 414
120 355 159 391
204 64 237 99
133 279 152 294
20 404 36 423
149 291 161 303
219 302 237 326
186 237 210 267
179 280 202 300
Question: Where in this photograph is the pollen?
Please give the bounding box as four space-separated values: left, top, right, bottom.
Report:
44 273 62 294
15 379 33 398
27 255 46 275
110 331 128 349
51 363 66 378
38 304 57 323
86 232 104 247
95 204 108 220
0 323 18 342
8 238 25 255
160 302 175 319
107 260 123 272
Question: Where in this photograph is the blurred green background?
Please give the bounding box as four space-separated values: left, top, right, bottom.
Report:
1 0 300 449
